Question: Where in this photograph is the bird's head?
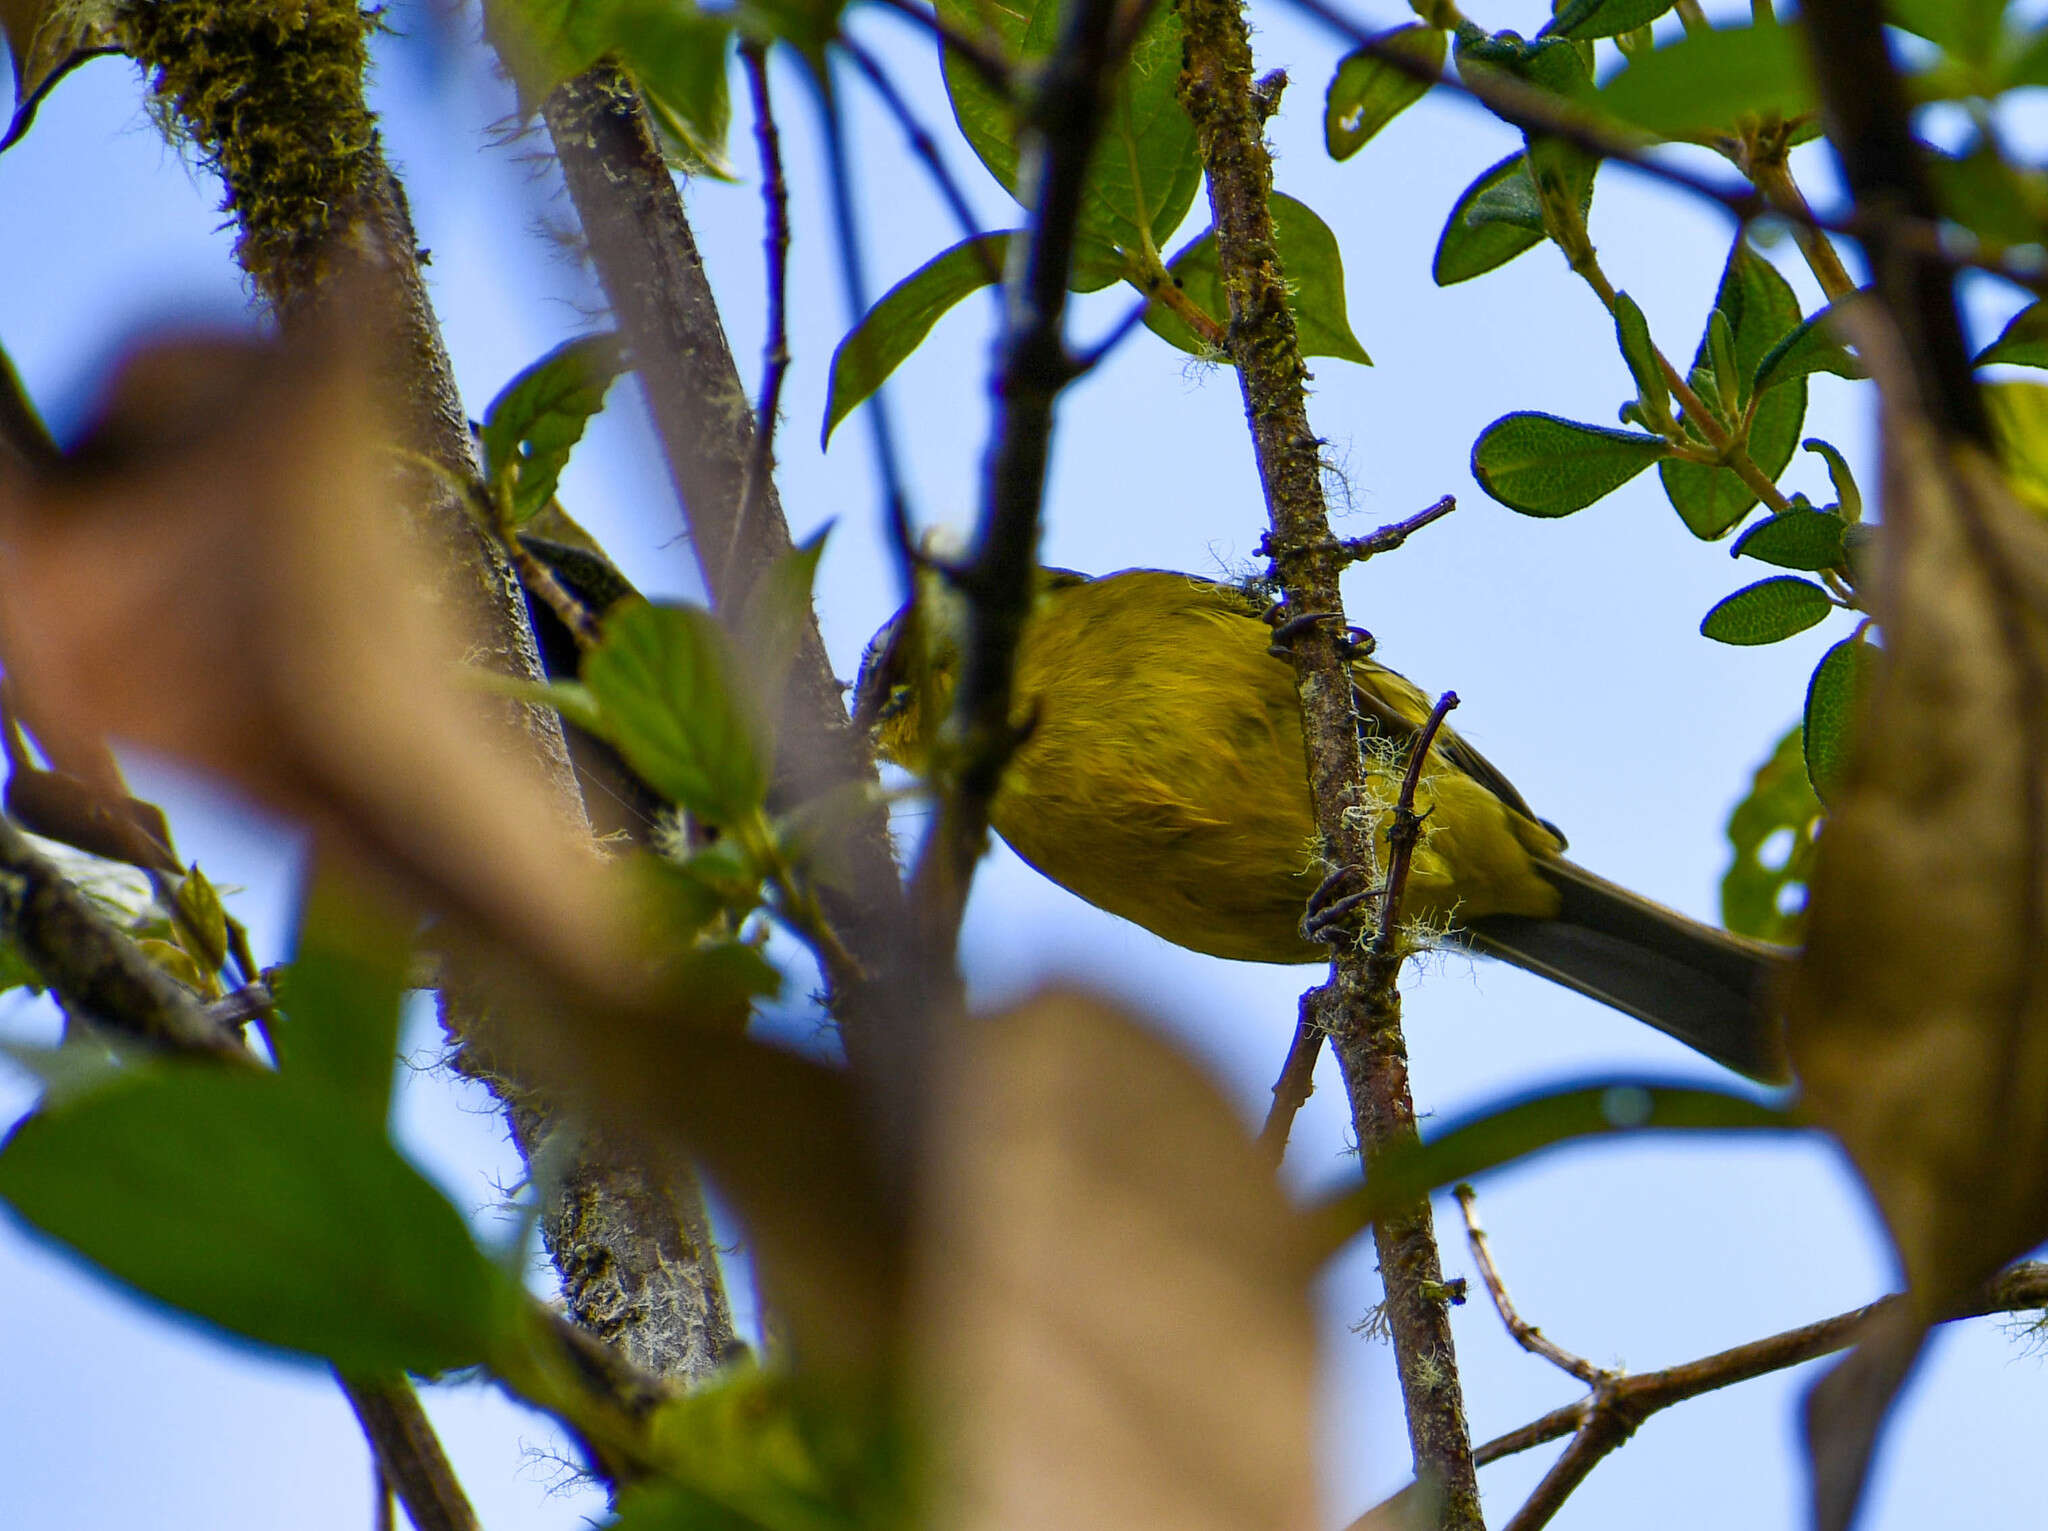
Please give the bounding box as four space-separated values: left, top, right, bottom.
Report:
852 573 965 774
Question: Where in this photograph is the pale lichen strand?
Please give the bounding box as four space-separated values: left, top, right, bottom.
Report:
125 0 380 306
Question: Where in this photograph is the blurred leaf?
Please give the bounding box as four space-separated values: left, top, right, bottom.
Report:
1548 0 1675 41
171 864 228 973
583 601 768 827
620 1 736 178
1985 382 2048 513
1885 0 2007 65
1755 303 1867 395
1470 412 1670 515
823 233 1010 447
666 939 782 1035
1323 25 1444 160
1612 291 1670 426
921 990 1317 1531
1977 301 2048 370
1804 635 1874 805
1660 241 1808 538
0 939 44 999
631 843 763 939
272 864 412 1127
1700 575 1832 644
938 0 1201 257
1722 723 1823 942
0 0 120 151
1731 507 1846 570
1144 193 1371 364
1595 22 1815 141
1928 139 2048 247
480 333 631 527
1311 1078 1800 1258
134 937 206 992
1433 153 1563 286
735 527 831 746
773 779 885 898
0 1065 517 1372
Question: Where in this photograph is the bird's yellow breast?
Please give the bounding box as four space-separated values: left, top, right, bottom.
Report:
977 571 1562 963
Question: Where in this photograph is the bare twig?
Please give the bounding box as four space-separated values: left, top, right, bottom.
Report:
733 41 795 596
340 1376 481 1531
1257 987 1330 1161
905 0 1126 952
1454 1184 1607 1386
1174 0 1479 1518
838 35 1000 264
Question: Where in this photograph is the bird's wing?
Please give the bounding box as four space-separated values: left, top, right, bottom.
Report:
1350 658 1561 842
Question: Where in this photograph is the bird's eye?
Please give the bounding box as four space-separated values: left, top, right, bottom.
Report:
877 684 913 721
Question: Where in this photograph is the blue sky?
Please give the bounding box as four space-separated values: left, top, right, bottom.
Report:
2 3 2044 1529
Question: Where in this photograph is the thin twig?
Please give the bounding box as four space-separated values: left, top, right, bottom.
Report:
1257 987 1330 1162
1174 0 1481 1517
1454 1184 1608 1386
905 0 1126 949
732 41 795 597
838 34 999 264
340 1376 481 1531
862 0 1018 98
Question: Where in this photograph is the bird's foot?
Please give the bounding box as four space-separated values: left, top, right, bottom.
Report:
1301 864 1385 944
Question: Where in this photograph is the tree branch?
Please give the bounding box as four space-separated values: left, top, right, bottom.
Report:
1173 4 1479 1523
340 1376 481 1531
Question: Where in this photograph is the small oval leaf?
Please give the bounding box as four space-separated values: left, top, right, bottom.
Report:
1753 304 1867 395
1324 25 1445 161
1700 575 1833 645
1803 635 1875 804
1433 154 1547 286
1548 0 1677 41
1471 412 1671 516
1730 507 1846 570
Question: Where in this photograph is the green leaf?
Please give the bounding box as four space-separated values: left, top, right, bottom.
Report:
1434 153 1567 286
1700 575 1833 645
1324 25 1445 161
0 1066 517 1372
1730 507 1846 571
1804 635 1874 804
1722 723 1823 942
1463 169 1547 231
1802 437 1863 522
480 333 631 527
1144 193 1371 365
620 1 736 179
630 845 762 940
1612 291 1670 425
1886 0 2007 65
823 233 1009 447
1976 301 2048 370
938 0 1201 257
1927 138 2048 247
1548 0 1676 41
1470 412 1670 516
582 602 768 827
272 865 412 1127
1707 308 1743 416
735 527 830 736
171 865 229 974
1 0 121 151
1659 240 1808 538
1753 303 1867 394
1309 1078 1800 1256
1985 382 2048 512
665 940 783 1034
1595 22 1816 142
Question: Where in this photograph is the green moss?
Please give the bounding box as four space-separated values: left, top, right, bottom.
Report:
124 0 380 303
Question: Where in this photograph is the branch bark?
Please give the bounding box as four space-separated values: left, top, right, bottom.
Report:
1173 9 1479 1525
120 0 736 1391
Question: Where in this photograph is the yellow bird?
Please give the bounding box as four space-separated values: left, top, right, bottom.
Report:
854 567 1787 1082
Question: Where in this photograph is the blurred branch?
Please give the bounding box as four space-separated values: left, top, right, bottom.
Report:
537 63 919 1088
0 340 60 474
1175 0 1480 1521
838 35 1000 263
339 1377 481 1531
734 41 794 597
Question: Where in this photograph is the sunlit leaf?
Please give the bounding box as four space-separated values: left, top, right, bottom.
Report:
1977 301 2048 371
1985 381 2048 513
1595 22 1815 142
1722 723 1822 943
0 1066 517 1372
480 333 631 527
1754 303 1867 395
582 601 769 826
823 233 1010 447
1470 412 1670 515
1700 575 1833 645
1144 193 1371 365
1548 0 1676 41
1323 25 1444 161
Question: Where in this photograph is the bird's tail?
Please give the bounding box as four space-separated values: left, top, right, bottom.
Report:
1463 858 1791 1082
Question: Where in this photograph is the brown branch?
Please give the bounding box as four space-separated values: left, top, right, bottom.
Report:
340 1376 481 1531
1173 0 1479 1521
